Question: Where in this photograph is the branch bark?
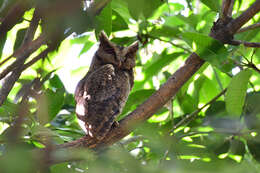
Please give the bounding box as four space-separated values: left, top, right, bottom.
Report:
0 11 42 106
237 22 260 33
0 0 31 36
227 0 260 35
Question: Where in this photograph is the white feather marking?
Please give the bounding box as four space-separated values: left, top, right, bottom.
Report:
88 130 93 137
76 103 85 116
83 91 91 100
77 119 88 134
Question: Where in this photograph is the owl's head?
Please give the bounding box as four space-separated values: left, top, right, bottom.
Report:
93 31 138 70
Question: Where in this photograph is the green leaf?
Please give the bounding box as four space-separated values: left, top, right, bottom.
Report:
126 0 163 20
177 93 197 114
244 92 260 130
14 28 27 50
46 89 65 120
164 15 186 27
144 51 183 80
49 74 65 90
205 101 227 117
111 0 132 23
70 35 95 56
245 92 260 116
214 140 230 155
181 32 230 72
225 69 252 116
247 139 260 162
0 100 17 118
79 41 94 56
111 36 137 46
37 89 65 123
70 35 91 45
200 0 220 12
230 139 245 156
95 2 112 37
112 10 129 32
151 2 185 19
150 25 180 38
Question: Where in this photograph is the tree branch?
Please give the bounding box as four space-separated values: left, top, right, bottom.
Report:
0 34 45 80
56 53 205 150
237 22 260 33
227 0 260 35
229 40 260 47
172 88 227 131
0 0 31 36
0 11 42 106
221 0 234 19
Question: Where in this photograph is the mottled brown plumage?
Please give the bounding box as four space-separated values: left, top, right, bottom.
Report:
74 31 138 140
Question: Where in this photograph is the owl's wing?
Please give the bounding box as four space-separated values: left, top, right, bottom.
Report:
75 64 131 140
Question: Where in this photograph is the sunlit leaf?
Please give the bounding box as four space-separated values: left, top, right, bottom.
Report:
200 0 220 12
181 32 231 72
225 69 252 116
13 28 27 50
95 2 112 37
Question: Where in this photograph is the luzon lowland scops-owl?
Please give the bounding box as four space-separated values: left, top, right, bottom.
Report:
74 31 138 140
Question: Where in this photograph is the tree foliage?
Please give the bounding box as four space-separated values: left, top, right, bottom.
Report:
0 0 260 172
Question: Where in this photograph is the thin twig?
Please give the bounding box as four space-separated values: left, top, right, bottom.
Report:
213 67 224 90
22 47 51 71
148 35 192 53
171 88 227 131
230 40 260 47
237 22 260 33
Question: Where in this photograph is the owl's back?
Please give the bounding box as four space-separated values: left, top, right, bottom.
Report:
74 31 138 140
75 64 132 140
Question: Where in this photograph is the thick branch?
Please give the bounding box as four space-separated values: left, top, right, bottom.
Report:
227 0 260 35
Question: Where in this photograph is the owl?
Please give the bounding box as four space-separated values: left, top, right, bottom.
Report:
74 31 138 140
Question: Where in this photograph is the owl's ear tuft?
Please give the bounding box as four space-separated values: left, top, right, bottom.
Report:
99 31 115 54
99 31 112 47
126 41 139 55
